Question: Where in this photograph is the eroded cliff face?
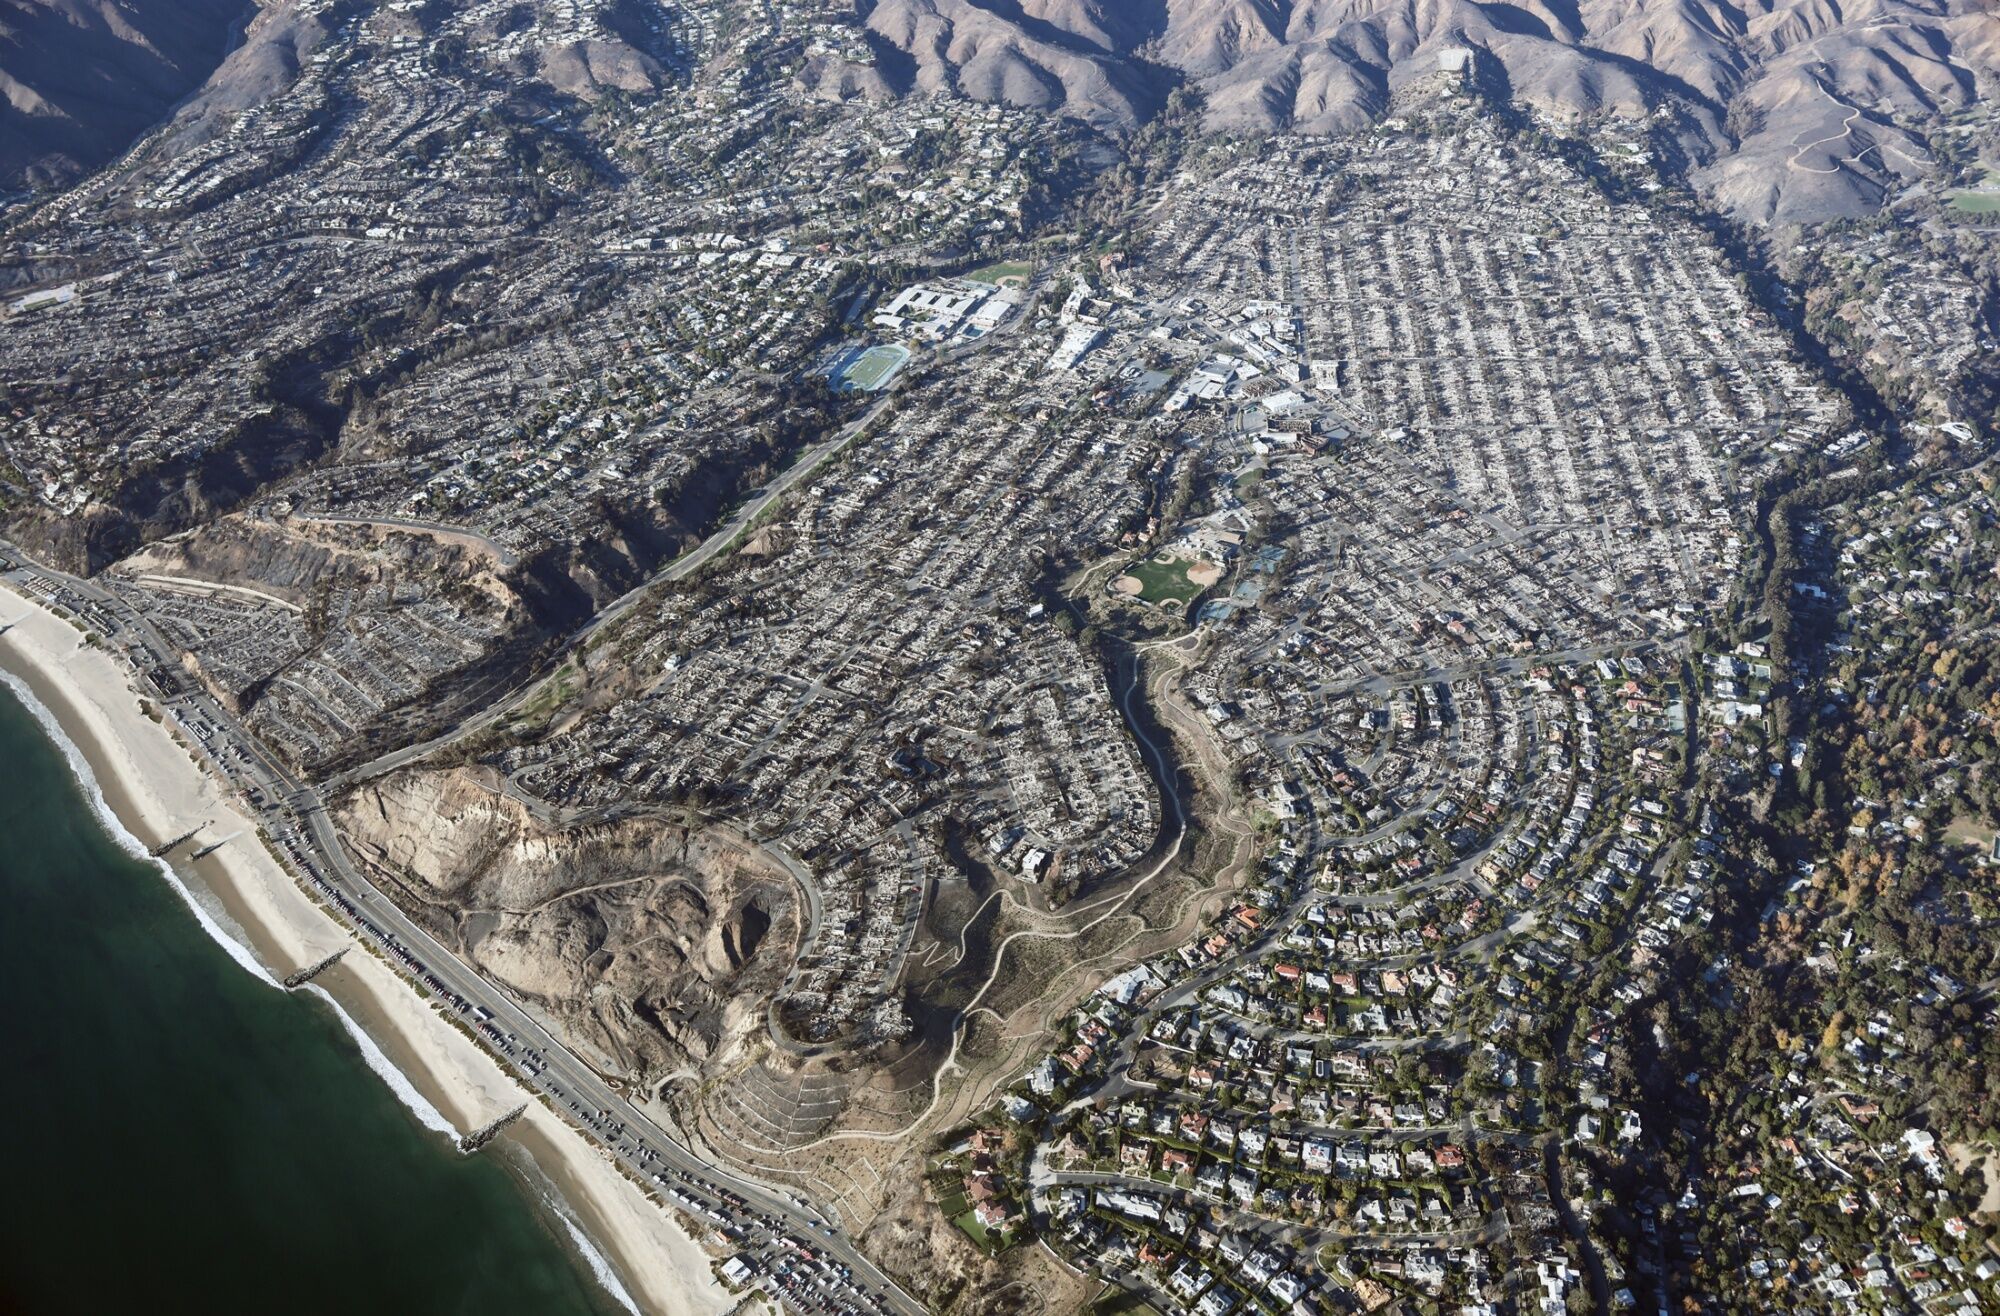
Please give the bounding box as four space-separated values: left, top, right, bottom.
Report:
336 766 797 1082
102 515 566 773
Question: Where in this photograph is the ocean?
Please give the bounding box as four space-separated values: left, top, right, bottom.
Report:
0 682 624 1316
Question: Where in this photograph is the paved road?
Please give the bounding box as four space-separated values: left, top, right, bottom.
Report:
285 512 521 569
649 393 893 589
332 282 1044 795
327 389 896 792
0 549 925 1316
0 288 1066 1313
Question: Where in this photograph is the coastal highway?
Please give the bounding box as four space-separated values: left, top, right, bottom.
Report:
0 548 928 1316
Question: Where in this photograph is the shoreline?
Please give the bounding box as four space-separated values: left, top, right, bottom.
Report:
0 583 728 1316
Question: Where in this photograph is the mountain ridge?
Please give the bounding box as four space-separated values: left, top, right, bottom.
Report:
846 0 1999 220
0 0 252 191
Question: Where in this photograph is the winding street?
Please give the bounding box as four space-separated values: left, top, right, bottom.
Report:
0 546 926 1316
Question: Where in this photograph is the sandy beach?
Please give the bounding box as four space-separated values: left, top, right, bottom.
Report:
0 582 728 1316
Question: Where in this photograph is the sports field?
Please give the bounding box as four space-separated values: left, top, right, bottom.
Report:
1115 553 1210 605
967 259 1031 287
821 342 910 392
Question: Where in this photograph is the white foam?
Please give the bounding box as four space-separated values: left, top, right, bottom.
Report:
4 670 476 1153
5 668 633 1301
304 984 461 1141
548 1194 643 1315
2 670 280 989
0 674 469 1151
5 660 640 1296
502 1138 644 1315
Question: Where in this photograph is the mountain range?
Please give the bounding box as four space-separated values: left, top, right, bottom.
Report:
3 0 1996 221
0 0 250 190
836 0 2000 220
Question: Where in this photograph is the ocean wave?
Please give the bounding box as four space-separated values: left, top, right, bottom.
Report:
498 1136 645 1315
546 1192 643 1315
4 667 628 1302
1 670 281 989
304 984 462 1142
0 672 472 1151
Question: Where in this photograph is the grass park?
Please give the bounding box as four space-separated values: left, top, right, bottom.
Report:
1115 552 1219 606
